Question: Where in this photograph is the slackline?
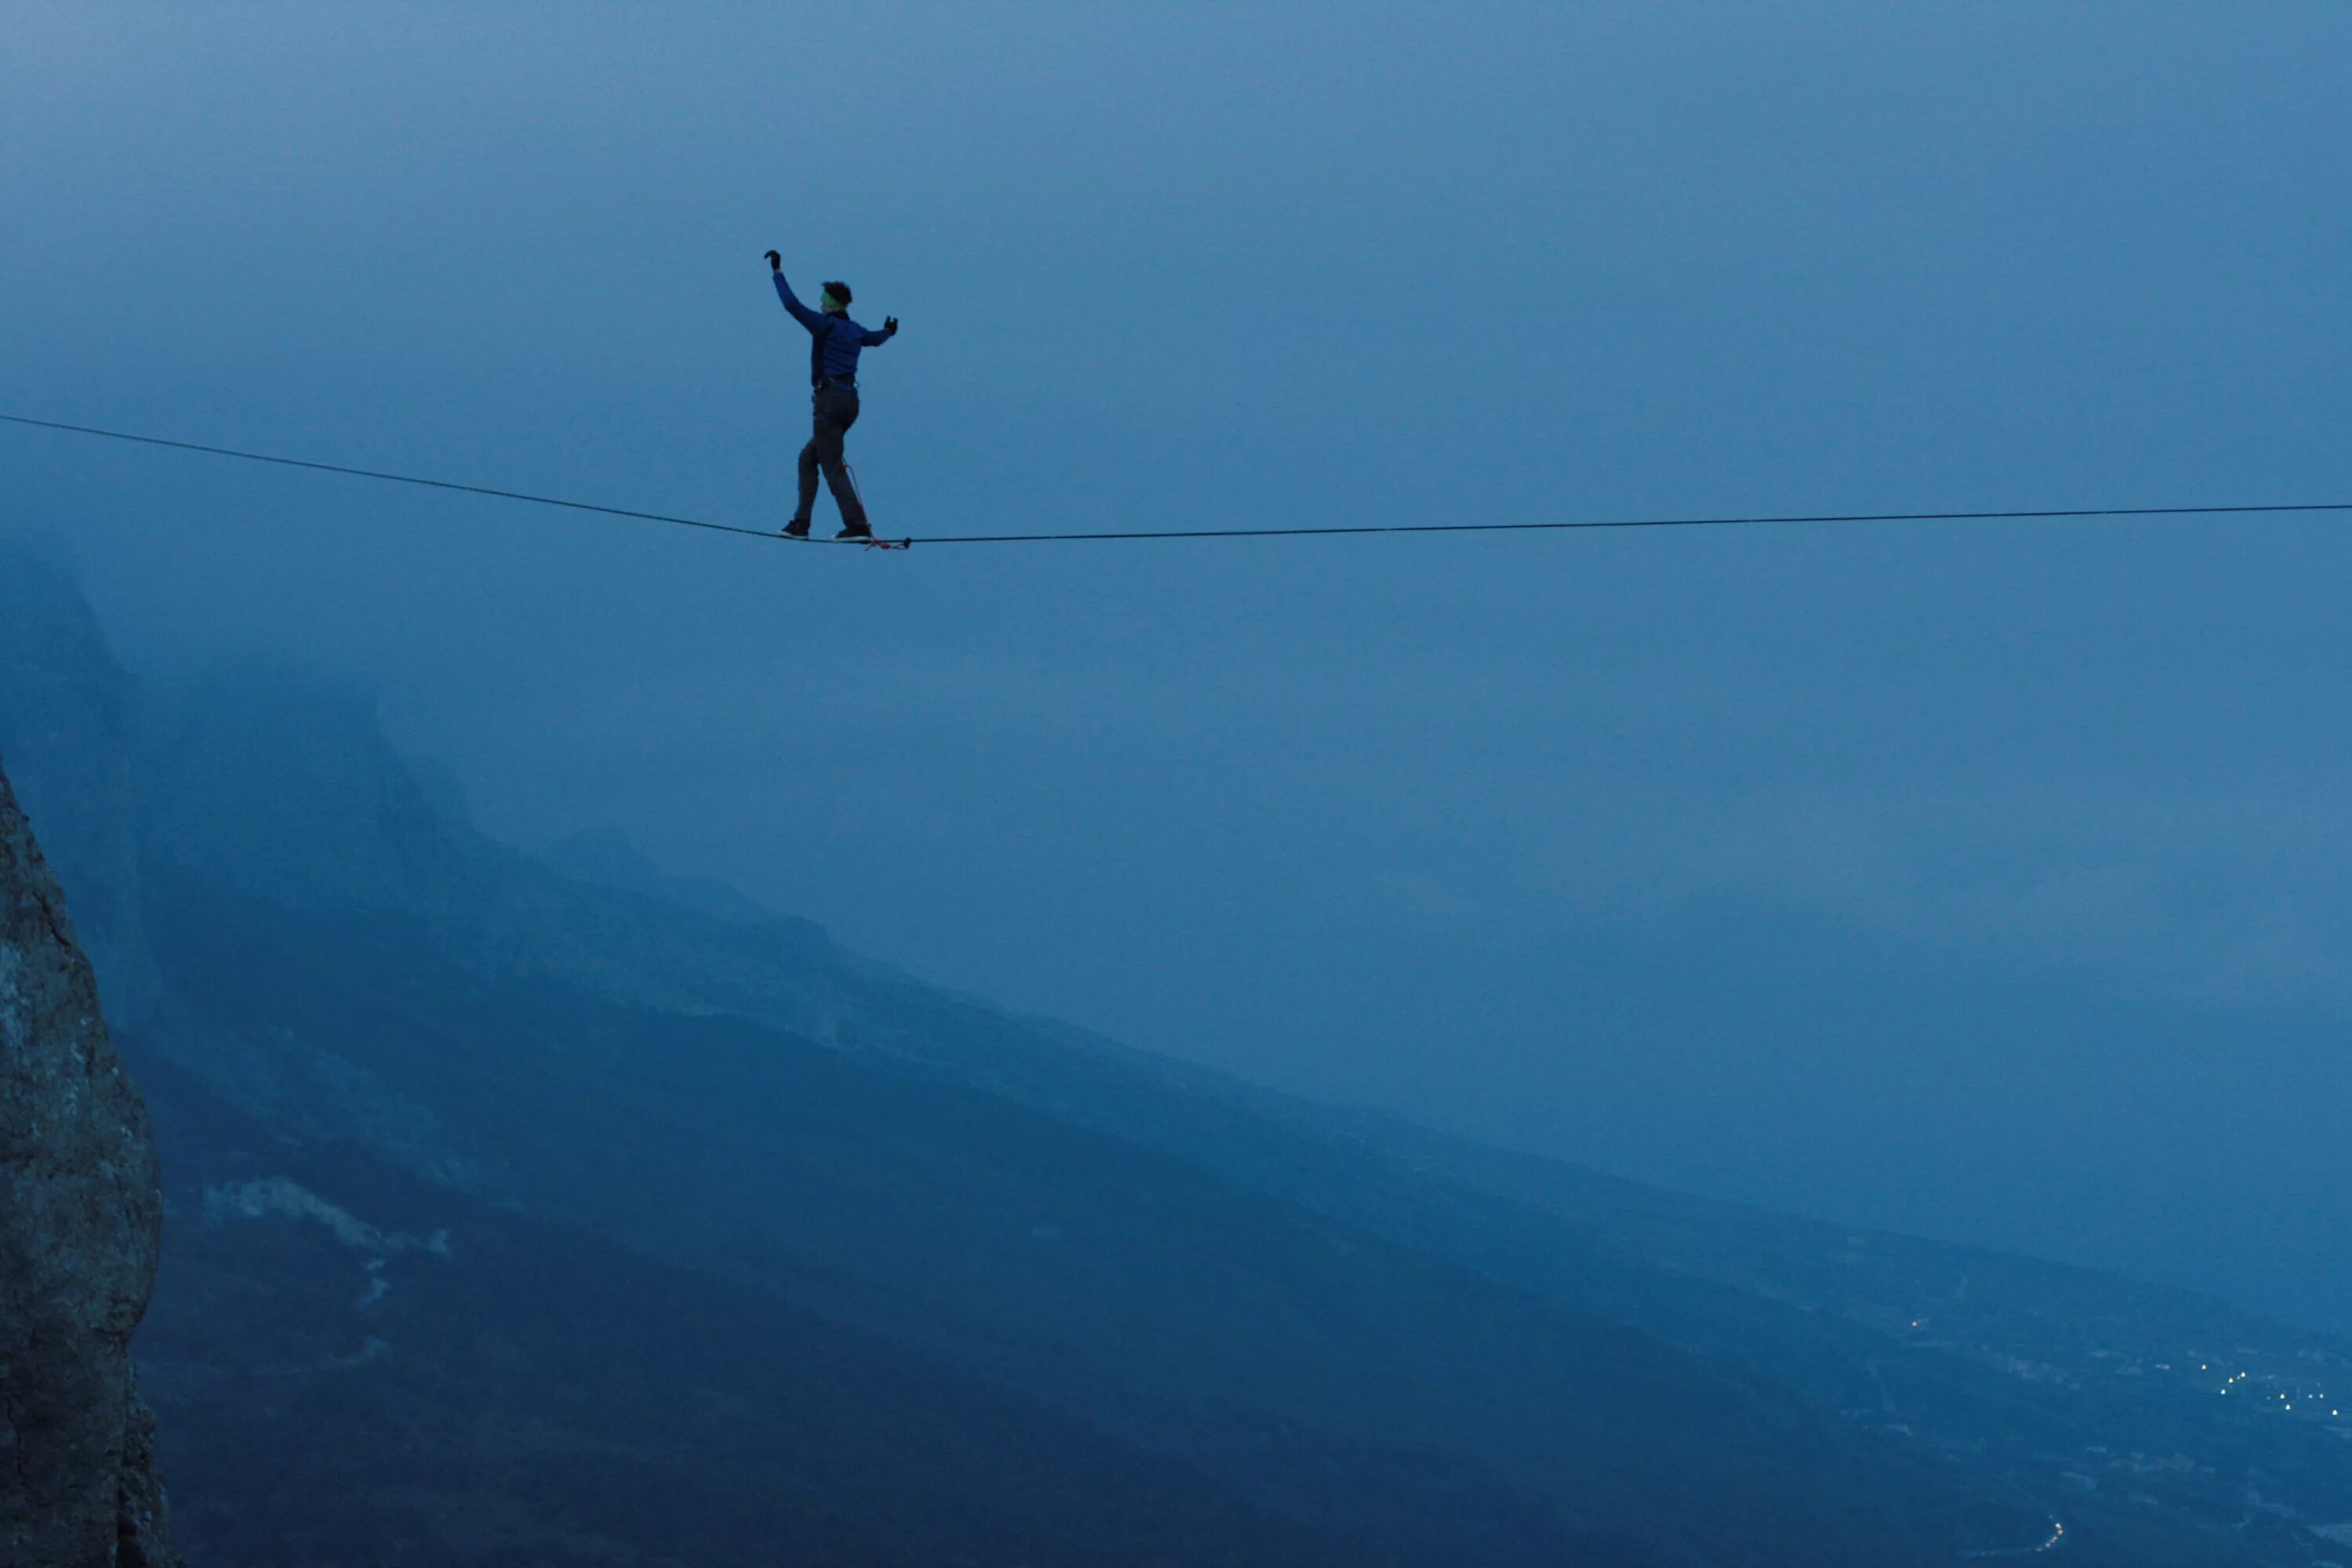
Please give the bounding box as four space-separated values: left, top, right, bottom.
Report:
7 412 2349 550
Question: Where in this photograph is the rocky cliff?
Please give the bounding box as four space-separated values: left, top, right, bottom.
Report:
1 759 175 1566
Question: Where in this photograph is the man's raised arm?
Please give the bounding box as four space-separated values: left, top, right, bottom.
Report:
861 316 901 347
767 249 821 332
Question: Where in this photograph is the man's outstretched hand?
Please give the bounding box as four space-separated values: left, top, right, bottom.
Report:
764 249 782 271
884 316 901 336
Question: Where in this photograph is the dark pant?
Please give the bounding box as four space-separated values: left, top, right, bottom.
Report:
793 383 868 529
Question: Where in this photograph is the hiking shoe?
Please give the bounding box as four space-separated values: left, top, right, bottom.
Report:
835 523 873 542
782 520 811 539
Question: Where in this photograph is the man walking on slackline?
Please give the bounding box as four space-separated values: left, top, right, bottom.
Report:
768 248 899 539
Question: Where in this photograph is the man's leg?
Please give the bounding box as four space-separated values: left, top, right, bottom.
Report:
788 433 822 534
788 388 833 534
818 446 869 531
814 388 869 533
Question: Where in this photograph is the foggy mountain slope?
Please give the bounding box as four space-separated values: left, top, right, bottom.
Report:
130 1055 1393 1568
0 543 162 1025
122 670 2352 1555
154 862 2352 1565
137 867 1966 1568
9 550 2352 1564
0 557 1976 1564
0 569 1573 1566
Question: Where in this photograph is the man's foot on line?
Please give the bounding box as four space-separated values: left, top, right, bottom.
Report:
782 521 811 538
836 524 873 541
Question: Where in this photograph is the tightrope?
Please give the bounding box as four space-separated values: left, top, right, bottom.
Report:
8 411 2350 550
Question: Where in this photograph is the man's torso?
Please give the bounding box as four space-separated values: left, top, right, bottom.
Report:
811 314 872 387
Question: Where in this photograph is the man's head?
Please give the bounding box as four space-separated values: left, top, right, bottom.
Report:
820 281 852 315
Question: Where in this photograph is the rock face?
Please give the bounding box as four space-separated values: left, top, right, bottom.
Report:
0 759 175 1566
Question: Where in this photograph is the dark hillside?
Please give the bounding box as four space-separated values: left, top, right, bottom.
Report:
134 1055 1384 1568
9 548 2352 1565
137 874 1969 1567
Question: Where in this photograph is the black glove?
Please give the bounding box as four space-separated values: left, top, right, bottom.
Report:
884 316 900 336
764 249 782 270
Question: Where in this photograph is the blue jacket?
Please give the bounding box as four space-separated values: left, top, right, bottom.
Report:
773 272 893 387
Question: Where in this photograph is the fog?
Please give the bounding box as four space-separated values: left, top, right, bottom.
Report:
7 3 2351 1324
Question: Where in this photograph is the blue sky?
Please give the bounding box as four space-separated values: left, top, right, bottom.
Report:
6 3 2352 1322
